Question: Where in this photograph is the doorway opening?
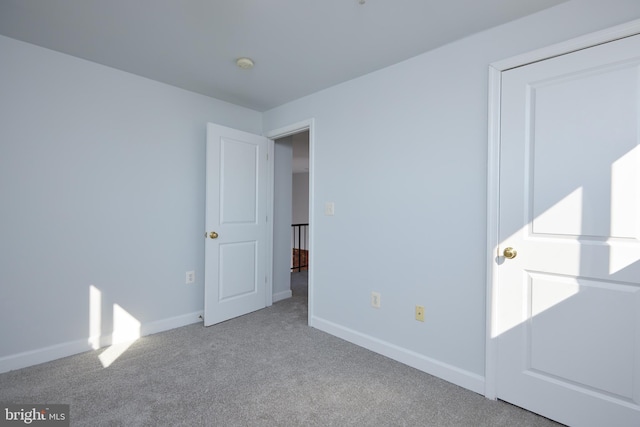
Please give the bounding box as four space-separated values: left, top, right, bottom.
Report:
269 119 314 324
273 129 311 304
290 131 310 298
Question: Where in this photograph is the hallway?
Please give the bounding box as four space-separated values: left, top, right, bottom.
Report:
291 271 308 297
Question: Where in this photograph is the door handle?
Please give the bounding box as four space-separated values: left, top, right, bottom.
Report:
503 247 517 259
208 231 219 239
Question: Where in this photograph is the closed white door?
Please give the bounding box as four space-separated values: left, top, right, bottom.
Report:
204 123 270 326
496 34 640 426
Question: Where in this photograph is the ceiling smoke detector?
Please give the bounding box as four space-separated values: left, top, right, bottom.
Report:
236 57 254 69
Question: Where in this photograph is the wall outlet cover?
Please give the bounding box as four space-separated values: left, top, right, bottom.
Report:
371 291 381 308
186 271 195 284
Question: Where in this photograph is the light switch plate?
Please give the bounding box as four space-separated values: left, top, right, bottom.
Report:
325 202 335 216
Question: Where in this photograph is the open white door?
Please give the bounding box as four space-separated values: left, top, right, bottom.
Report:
204 123 271 326
494 33 640 426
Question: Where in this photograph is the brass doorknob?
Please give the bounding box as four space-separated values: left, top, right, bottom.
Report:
503 247 517 259
209 231 219 239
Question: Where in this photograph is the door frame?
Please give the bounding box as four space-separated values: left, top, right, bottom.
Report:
266 119 316 325
485 18 640 400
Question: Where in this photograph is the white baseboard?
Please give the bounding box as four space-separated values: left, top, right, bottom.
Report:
140 310 203 337
0 339 93 375
272 290 292 303
1 309 485 396
311 316 485 394
0 310 203 374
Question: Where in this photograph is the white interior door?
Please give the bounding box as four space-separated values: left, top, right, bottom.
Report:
204 123 271 327
495 34 640 426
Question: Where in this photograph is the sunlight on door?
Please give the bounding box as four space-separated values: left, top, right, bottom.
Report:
531 187 583 236
493 142 640 338
493 137 640 426
491 29 640 426
88 285 141 368
610 145 640 274
527 273 578 318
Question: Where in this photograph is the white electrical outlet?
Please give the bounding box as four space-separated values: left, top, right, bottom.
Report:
371 291 381 308
186 271 195 284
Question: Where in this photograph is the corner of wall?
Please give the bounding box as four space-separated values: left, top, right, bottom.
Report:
311 315 485 394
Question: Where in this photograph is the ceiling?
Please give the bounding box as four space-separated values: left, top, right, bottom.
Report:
0 0 565 112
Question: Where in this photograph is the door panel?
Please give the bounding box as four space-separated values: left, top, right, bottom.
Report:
204 123 270 327
529 62 639 238
220 138 259 224
497 34 640 426
219 241 257 301
528 273 637 399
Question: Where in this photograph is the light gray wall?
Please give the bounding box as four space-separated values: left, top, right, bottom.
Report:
0 35 262 371
292 173 309 225
262 0 640 391
273 137 293 301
